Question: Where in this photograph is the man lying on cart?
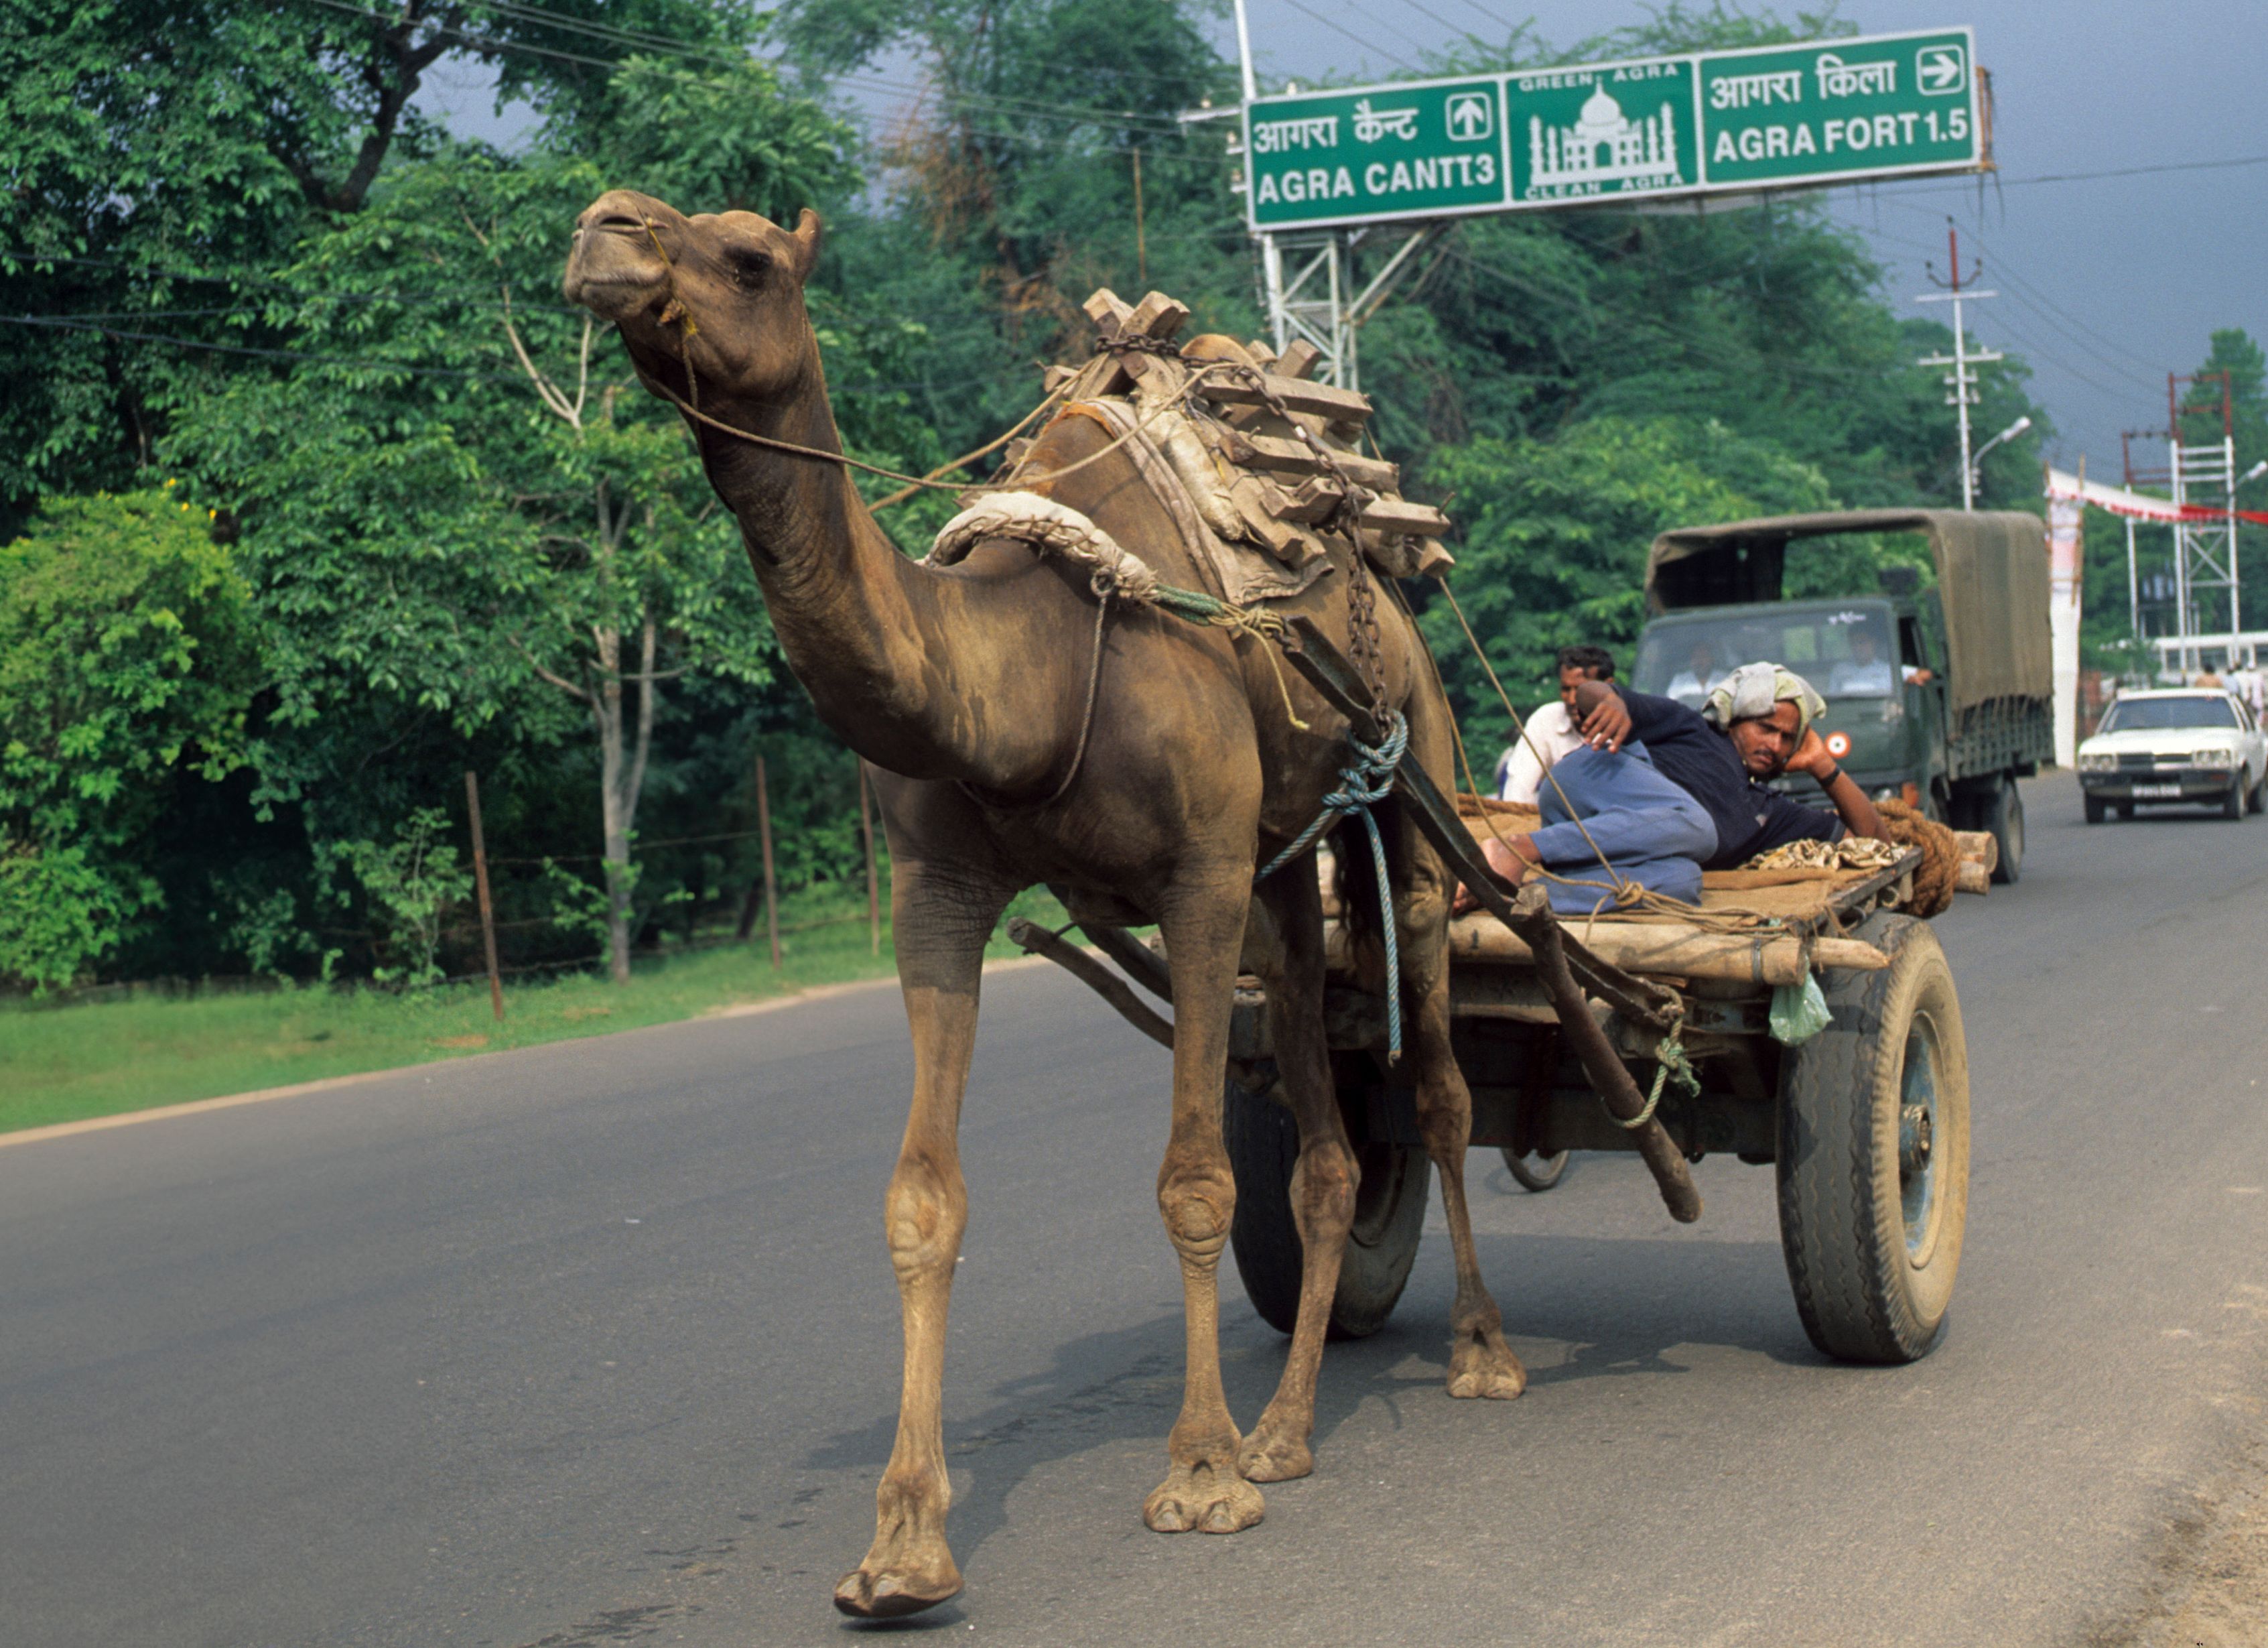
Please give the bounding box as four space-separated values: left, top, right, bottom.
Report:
1459 662 1890 916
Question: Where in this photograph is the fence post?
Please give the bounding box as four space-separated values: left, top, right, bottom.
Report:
463 770 505 1023
755 751 782 969
858 762 881 956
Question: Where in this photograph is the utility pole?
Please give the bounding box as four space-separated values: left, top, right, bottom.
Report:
1916 222 2001 511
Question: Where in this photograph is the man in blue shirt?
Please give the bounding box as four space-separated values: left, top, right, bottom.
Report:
1465 661 1887 912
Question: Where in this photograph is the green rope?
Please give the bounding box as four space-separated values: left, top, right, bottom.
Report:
1615 1021 1701 1131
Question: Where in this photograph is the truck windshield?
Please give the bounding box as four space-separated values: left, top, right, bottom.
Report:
2100 696 2237 732
1635 608 1899 707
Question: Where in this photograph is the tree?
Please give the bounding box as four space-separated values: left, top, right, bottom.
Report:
0 0 765 513
0 487 260 987
165 55 868 982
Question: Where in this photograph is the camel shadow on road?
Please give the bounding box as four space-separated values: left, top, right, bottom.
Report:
806 1224 1818 1622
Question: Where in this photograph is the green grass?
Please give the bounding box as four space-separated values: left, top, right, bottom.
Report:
0 885 1067 1135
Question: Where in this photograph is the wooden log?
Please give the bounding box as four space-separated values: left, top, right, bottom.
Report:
1006 918 1174 1050
1262 474 1345 525
1082 287 1134 332
1954 860 1990 896
1220 428 1398 491
1042 363 1078 394
1197 371 1374 426
1359 496 1453 537
1227 475 1308 558
1952 828 1998 873
1126 290 1191 341
1447 915 1889 984
1275 339 1323 380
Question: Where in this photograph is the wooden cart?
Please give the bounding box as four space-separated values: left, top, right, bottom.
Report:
1219 846 1970 1365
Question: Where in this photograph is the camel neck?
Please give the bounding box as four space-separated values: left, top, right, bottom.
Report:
689 361 1028 785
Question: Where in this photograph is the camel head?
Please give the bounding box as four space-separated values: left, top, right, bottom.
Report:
562 188 824 407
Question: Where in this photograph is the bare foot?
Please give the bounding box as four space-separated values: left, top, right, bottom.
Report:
1144 1460 1265 1533
1446 1324 1527 1401
1236 1419 1314 1483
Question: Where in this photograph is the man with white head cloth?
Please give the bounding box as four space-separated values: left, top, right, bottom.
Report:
1465 661 1891 913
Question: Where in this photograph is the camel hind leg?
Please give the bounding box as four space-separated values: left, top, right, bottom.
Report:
1393 702 1527 1401
835 855 1016 1620
1233 867 1358 1483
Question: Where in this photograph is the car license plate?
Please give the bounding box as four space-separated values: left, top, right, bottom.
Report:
2133 783 2183 798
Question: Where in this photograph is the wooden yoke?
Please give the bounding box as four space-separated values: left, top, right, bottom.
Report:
1280 617 1705 1225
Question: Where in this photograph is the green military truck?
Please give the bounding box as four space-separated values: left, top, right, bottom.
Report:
1636 509 2054 881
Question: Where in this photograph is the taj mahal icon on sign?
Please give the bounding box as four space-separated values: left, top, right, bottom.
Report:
1526 86 1682 194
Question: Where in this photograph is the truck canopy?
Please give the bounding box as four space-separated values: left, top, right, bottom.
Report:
1646 509 2052 717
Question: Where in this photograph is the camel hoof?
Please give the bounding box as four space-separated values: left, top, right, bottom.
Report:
1236 1430 1314 1482
833 1560 963 1619
1447 1331 1527 1401
1144 1461 1264 1535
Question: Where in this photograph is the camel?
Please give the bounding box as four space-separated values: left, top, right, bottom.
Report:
561 190 1526 1619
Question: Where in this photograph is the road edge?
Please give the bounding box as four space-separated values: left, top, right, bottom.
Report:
0 954 1057 1150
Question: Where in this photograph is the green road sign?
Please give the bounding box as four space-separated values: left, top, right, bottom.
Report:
1698 30 1978 187
1242 27 1981 233
1245 76 1508 230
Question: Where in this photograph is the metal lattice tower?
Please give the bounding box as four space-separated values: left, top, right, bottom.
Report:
2167 372 2239 675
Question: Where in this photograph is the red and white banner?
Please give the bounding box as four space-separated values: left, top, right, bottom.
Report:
2046 466 2268 526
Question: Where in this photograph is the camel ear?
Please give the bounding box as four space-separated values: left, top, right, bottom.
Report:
789 208 823 285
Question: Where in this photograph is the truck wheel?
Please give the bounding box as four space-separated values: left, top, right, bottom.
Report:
1502 1148 1571 1192
1983 777 2023 883
1223 1070 1428 1340
1775 914 1970 1365
2083 795 2107 825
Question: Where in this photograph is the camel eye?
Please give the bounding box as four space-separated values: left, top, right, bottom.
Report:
725 246 773 287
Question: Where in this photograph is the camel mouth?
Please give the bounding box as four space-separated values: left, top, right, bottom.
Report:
562 237 667 318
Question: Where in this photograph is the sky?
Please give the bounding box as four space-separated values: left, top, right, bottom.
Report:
414 0 2266 479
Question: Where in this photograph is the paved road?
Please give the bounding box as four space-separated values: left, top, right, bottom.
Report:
6 773 2267 1648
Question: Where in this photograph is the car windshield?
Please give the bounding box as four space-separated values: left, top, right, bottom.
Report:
2100 696 2237 732
1635 607 1898 707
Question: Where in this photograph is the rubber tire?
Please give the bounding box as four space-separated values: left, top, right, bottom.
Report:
2083 795 2107 824
1775 913 1971 1365
1502 1148 1571 1192
1984 777 2023 883
2115 802 2135 821
1223 1072 1429 1340
2249 773 2264 815
2224 777 2245 820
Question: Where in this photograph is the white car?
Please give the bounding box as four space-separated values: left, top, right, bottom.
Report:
2076 689 2267 822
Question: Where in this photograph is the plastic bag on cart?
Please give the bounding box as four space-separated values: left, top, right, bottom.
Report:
1770 974 1831 1045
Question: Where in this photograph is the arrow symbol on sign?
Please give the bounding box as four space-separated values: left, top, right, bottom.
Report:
1916 46 1965 93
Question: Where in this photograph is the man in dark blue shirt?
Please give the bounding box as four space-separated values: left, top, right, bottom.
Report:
1468 661 1887 905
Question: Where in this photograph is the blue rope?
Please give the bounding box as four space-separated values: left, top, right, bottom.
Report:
1254 710 1410 1062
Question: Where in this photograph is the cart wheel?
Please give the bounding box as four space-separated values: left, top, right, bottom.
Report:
1500 1148 1570 1192
1984 777 2023 883
1775 913 1970 1365
1223 1071 1428 1340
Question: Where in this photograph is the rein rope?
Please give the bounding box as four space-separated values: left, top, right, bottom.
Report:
1254 709 1411 1063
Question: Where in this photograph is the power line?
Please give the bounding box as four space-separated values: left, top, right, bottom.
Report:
1869 153 2268 195
1274 0 1424 74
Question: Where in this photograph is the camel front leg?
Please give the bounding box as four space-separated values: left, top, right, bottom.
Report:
1401 828 1526 1401
1144 877 1267 1535
835 859 1014 1620
1236 870 1357 1484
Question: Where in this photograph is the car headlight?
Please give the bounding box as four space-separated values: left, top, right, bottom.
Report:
2191 746 2242 769
2078 752 2117 773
